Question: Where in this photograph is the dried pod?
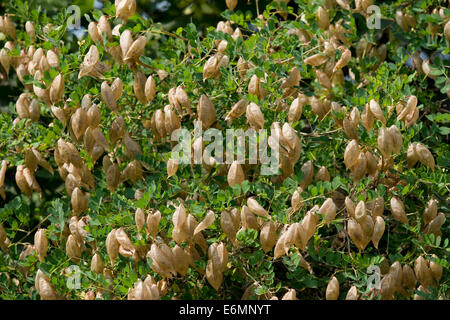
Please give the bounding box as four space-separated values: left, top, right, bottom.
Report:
372 216 385 249
424 212 445 237
260 221 277 253
133 71 147 105
225 99 248 124
377 126 393 158
299 160 314 189
221 210 237 243
304 53 328 66
415 143 435 171
344 139 360 169
34 229 48 262
346 286 359 300
241 205 259 230
167 158 178 178
390 197 409 225
135 208 145 232
333 48 351 72
227 161 245 187
348 219 367 252
66 234 82 263
49 73 64 104
246 102 265 130
226 0 238 11
319 198 337 226
247 197 269 218
402 264 416 290
109 116 125 145
111 77 123 102
146 210 161 238
288 96 304 123
145 75 156 103
193 211 215 236
317 6 330 30
71 187 89 216
198 95 217 129
326 277 339 300
423 199 438 226
91 253 104 274
281 289 298 300
106 229 119 265
414 256 433 288
429 255 442 285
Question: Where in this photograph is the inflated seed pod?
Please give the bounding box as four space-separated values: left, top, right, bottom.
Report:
288 95 304 123
326 277 339 300
91 253 104 274
319 198 337 226
247 197 269 218
365 151 378 176
387 125 402 154
406 143 419 168
146 210 161 238
225 99 248 124
66 234 82 263
347 219 366 251
106 163 120 193
390 197 409 225
414 256 433 288
317 6 330 30
198 95 217 129
423 212 445 237
429 254 442 285
260 221 277 253
35 269 58 300
144 75 156 103
333 48 351 72
109 116 125 145
115 0 136 22
402 264 416 290
372 216 385 249
241 205 258 230
221 210 237 244
34 229 48 262
71 187 89 216
305 53 328 66
345 197 355 219
193 211 215 236
135 208 145 232
299 160 314 190
291 188 304 212
344 139 360 169
415 143 435 171
423 199 438 226
350 152 367 182
133 71 147 105
246 102 265 130
369 99 386 124
354 201 366 223
227 161 245 187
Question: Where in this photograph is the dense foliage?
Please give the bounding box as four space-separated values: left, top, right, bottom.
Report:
0 0 449 300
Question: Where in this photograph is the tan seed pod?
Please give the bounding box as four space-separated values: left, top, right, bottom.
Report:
66 234 82 263
346 286 359 300
302 209 318 242
167 158 178 178
348 219 366 252
106 163 120 193
123 132 142 158
241 205 259 230
429 254 442 285
91 253 104 274
146 210 161 238
402 264 416 290
15 165 32 197
0 160 8 188
415 143 435 171
423 212 445 237
133 71 147 105
414 256 433 288
221 211 237 243
225 99 248 124
369 99 386 124
377 127 393 158
227 161 245 187
406 143 419 168
326 277 339 300
144 75 156 103
225 0 238 10
281 289 298 300
388 125 403 154
124 36 146 62
88 21 101 42
16 93 31 119
247 197 269 218
354 201 366 222
299 160 314 189
111 77 123 102
423 199 438 226
370 197 385 218
35 270 58 300
361 104 374 131
288 96 304 123
34 229 48 262
198 95 217 129
172 245 191 276
304 53 328 66
49 73 64 104
193 210 215 236
333 48 351 72
260 221 277 253
365 151 378 176
164 105 181 136
71 187 89 216
390 197 409 225
372 216 385 249
291 188 304 212
344 139 360 169
106 229 119 265
317 6 330 30
91 127 109 151
315 166 330 182
71 107 88 140
345 196 355 219
135 208 145 232
87 104 101 128
109 116 125 145
343 116 358 140
320 198 337 226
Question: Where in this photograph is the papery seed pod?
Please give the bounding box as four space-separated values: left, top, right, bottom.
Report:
345 196 355 218
282 289 298 300
225 99 248 124
372 216 385 249
0 160 7 188
315 69 331 90
245 102 265 130
144 75 156 103
92 144 105 164
305 53 328 67
365 151 378 176
429 254 442 285
16 93 31 119
133 71 147 105
91 253 104 274
281 66 301 89
388 125 402 154
406 143 419 168
109 116 125 145
390 197 409 225
402 264 416 290
227 161 245 187
424 212 445 237
71 187 89 216
15 165 32 197
164 105 181 136
343 116 358 140
354 201 366 223
288 96 303 123
49 73 64 104
345 286 359 300
91 127 109 151
28 99 40 122
398 96 417 121
193 211 215 236
106 229 119 265
111 77 123 102
172 245 191 276
146 210 161 238
66 234 82 263
415 143 435 171
221 211 237 243
123 132 142 158
71 107 88 140
319 198 337 226
350 152 367 182
326 277 339 300
97 16 112 41
344 139 360 169
167 158 178 178
348 219 366 252
333 48 351 72
116 227 135 253
414 256 433 288
361 104 374 131
247 197 269 218
260 221 277 253
198 95 217 129
299 160 314 189
317 6 330 30
35 270 58 300
115 0 137 22
291 188 303 212
206 258 223 290
422 199 438 226
377 127 393 158
87 104 101 128
135 208 145 232
315 166 330 182
369 99 386 124
106 163 120 193
226 0 238 10
203 55 219 80
241 205 259 230
302 208 318 242
34 229 48 262
88 22 101 42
